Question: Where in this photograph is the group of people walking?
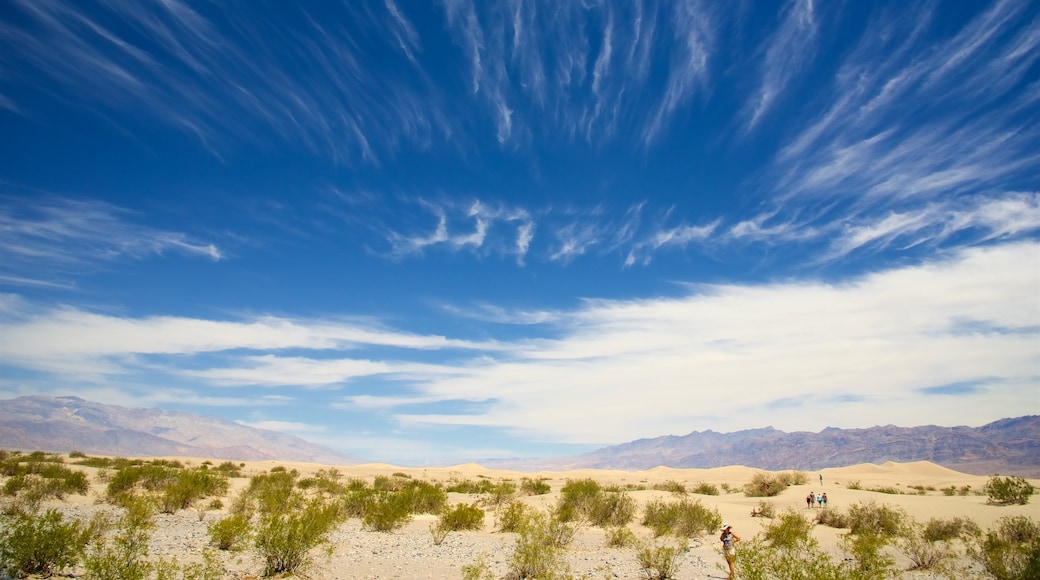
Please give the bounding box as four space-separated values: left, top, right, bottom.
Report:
806 491 828 508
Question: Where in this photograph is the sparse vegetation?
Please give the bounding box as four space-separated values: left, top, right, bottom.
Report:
750 500 776 518
971 515 1040 580
0 507 101 578
743 472 787 497
636 537 688 579
985 475 1035 506
642 497 722 538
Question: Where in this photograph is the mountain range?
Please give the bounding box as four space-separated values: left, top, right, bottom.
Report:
1 395 1037 476
0 395 359 465
487 417 1040 477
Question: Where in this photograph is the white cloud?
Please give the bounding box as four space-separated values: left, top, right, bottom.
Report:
376 242 1039 443
0 196 222 286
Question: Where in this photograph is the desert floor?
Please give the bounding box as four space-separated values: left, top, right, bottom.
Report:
16 456 1040 579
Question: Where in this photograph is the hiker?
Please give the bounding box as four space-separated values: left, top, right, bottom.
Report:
806 492 813 508
720 523 741 580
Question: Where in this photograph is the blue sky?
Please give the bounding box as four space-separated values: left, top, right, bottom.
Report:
1 0 1038 466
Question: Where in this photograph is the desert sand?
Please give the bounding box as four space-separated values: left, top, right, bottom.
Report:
15 455 1040 579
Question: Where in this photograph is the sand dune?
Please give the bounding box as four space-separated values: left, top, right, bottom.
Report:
11 454 1040 579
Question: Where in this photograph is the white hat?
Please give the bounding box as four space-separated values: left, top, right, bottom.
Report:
722 523 731 531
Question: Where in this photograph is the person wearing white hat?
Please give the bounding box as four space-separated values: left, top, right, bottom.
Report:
720 523 741 579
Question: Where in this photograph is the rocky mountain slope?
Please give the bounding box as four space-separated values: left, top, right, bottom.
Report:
491 416 1040 477
0 395 359 464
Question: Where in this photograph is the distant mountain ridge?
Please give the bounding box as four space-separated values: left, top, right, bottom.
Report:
488 416 1040 477
0 395 359 465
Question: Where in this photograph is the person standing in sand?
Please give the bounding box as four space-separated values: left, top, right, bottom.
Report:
807 492 813 508
720 523 741 579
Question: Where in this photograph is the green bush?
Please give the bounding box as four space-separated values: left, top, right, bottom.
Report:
446 478 496 494
557 478 602 521
636 537 688 580
499 501 535 533
751 500 776 518
0 508 98 577
588 490 637 528
744 472 788 497
652 480 687 494
840 531 897 579
763 509 813 549
254 499 341 576
207 513 251 551
520 477 551 495
605 526 637 548
985 475 1035 506
923 516 981 542
734 535 848 580
846 501 907 537
159 469 229 514
402 480 448 514
815 507 850 529
507 511 575 580
362 491 412 532
642 498 722 538
439 502 485 531
972 516 1040 580
899 521 960 573
84 495 155 580
691 482 720 496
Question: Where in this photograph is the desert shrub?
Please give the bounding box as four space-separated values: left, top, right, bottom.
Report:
438 502 485 531
588 490 637 527
447 478 497 494
744 472 788 497
606 526 637 548
340 486 376 519
899 521 960 573
244 470 299 514
298 468 347 495
520 477 551 495
840 531 897 579
506 511 575 580
763 509 813 549
557 478 602 521
751 500 776 518
636 537 688 580
207 513 251 551
847 480 863 490
84 495 155 580
159 469 229 514
924 516 981 542
816 507 850 529
652 480 687 494
362 491 413 532
483 480 519 514
212 461 243 477
846 501 907 537
691 481 719 496
105 464 179 500
971 515 1040 580
985 475 1035 506
402 479 448 514
0 508 99 578
461 552 496 580
734 535 849 580
499 501 535 533
642 498 722 538
254 498 341 576
779 471 810 486
867 486 902 495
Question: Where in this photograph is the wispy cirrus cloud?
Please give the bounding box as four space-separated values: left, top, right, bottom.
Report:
744 0 817 130
773 0 1039 204
0 195 221 287
0 0 444 164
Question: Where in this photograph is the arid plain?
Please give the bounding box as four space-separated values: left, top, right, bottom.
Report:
10 455 1040 579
